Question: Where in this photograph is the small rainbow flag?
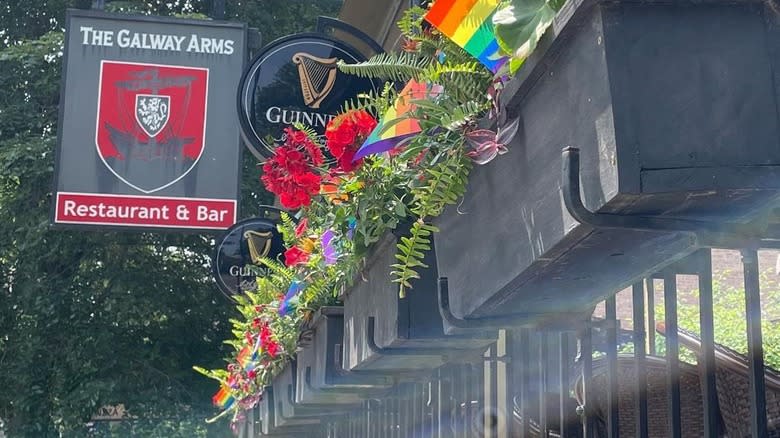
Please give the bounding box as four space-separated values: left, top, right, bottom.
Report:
354 80 443 160
278 280 305 317
424 0 508 73
237 345 258 372
212 386 235 409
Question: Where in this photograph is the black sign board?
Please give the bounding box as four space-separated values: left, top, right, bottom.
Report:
213 207 288 298
53 10 246 231
237 33 379 158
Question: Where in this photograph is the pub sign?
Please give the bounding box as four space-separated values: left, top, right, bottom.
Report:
238 33 378 159
212 207 288 299
53 10 246 231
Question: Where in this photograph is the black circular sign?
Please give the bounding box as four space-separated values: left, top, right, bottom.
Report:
212 206 288 298
237 33 379 159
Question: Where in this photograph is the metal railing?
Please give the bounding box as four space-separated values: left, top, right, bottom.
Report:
243 245 778 437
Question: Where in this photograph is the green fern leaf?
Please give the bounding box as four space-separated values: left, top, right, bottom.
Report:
338 52 432 82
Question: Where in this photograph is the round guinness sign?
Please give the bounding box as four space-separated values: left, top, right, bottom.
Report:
212 207 288 298
237 33 379 159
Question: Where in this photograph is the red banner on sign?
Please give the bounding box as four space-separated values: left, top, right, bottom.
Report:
96 61 208 194
55 192 236 229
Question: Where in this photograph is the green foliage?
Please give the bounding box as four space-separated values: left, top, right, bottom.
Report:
338 50 489 105
396 5 426 39
203 0 500 425
674 278 780 369
410 153 471 219
277 211 298 247
622 277 780 369
493 0 564 72
339 7 491 104
339 82 398 118
338 52 432 83
392 220 436 295
334 6 492 296
392 153 471 297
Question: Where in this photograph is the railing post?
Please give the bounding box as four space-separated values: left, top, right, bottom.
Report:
632 282 649 438
605 296 619 438
581 325 594 438
539 332 548 436
741 248 768 437
696 249 720 437
518 329 531 438
486 343 499 438
559 332 570 438
645 278 656 356
663 271 682 438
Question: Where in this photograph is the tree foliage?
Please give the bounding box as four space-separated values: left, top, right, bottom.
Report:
619 276 780 369
0 0 342 436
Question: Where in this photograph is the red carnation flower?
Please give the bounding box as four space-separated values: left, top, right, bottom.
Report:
260 128 325 209
284 246 310 266
287 128 308 144
258 324 281 358
265 340 280 358
325 110 377 173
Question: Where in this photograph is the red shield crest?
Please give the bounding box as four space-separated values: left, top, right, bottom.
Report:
96 61 208 193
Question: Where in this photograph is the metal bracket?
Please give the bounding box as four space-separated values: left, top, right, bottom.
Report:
366 316 453 357
561 147 775 246
304 366 354 393
276 400 308 424
315 16 384 55
275 401 290 423
438 278 589 331
287 383 333 410
304 364 395 401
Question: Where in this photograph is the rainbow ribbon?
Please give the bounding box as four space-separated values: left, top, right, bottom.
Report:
279 281 304 317
354 80 443 160
424 0 508 73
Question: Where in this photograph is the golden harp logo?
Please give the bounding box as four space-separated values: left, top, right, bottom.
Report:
244 230 273 264
213 213 287 299
292 52 338 109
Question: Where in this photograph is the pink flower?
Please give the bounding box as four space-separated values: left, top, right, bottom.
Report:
295 218 308 238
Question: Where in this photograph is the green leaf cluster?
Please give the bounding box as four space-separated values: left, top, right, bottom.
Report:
493 0 564 73
391 152 471 296
619 276 780 369
333 7 493 296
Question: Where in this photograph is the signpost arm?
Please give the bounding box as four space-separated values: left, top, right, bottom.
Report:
316 17 384 55
212 0 225 20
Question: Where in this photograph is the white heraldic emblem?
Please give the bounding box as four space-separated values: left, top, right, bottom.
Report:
135 94 170 137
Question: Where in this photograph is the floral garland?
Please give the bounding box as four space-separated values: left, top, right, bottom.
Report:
196 2 537 429
194 111 380 425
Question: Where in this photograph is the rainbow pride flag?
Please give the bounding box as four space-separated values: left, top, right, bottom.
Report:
424 0 508 73
354 80 443 160
237 345 258 372
212 386 235 409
